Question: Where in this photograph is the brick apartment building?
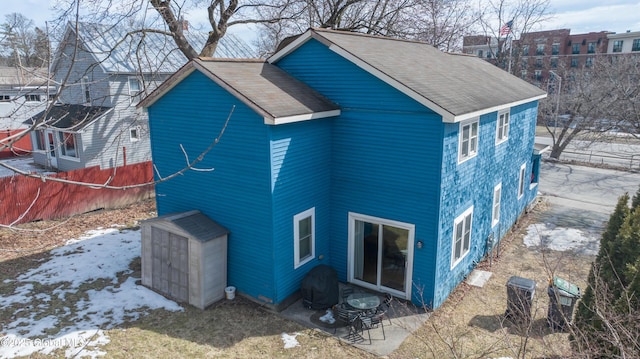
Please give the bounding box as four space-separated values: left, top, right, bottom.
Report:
463 28 640 86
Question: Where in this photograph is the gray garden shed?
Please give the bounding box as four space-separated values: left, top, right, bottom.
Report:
141 210 229 309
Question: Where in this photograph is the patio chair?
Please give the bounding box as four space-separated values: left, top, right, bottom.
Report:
341 286 354 303
334 303 360 333
375 293 393 325
345 314 372 344
335 303 359 322
361 310 386 340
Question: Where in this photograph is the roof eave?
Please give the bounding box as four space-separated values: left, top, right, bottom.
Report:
137 61 197 109
267 30 314 64
76 107 115 132
265 109 341 125
270 29 548 124
449 93 548 123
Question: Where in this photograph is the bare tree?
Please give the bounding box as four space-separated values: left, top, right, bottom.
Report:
254 0 418 56
404 0 477 52
476 0 553 73
0 13 50 67
539 55 640 160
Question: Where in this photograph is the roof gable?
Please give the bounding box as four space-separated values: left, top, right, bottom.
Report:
268 28 546 122
139 58 340 125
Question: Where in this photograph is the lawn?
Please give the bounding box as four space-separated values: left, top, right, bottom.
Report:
0 199 594 358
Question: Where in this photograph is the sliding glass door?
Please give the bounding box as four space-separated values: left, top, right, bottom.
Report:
349 213 414 299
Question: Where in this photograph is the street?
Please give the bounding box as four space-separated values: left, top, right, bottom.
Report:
536 160 640 252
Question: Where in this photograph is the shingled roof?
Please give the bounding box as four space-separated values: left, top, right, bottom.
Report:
139 58 340 125
26 104 112 130
269 28 547 123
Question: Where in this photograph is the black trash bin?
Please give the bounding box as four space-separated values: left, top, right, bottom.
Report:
547 276 581 331
505 276 536 324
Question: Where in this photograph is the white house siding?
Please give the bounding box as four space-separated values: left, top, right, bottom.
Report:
54 39 112 107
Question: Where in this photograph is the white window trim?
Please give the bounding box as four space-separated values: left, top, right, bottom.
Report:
451 206 473 269
294 207 315 269
56 131 81 161
458 118 479 164
518 163 526 199
33 129 47 151
128 77 141 104
495 110 510 145
81 76 91 104
492 183 502 227
129 126 141 142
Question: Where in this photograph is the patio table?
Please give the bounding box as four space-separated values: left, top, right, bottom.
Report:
346 292 380 311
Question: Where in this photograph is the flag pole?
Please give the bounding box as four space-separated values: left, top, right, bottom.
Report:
507 35 513 74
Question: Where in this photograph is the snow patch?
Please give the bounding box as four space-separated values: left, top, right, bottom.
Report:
524 223 600 255
319 309 336 324
0 228 183 358
281 332 300 349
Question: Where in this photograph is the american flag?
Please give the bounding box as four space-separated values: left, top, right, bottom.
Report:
500 20 513 36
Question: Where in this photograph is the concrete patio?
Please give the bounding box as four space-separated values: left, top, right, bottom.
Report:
279 285 430 356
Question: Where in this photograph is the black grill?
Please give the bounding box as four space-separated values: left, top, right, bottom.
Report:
300 265 339 310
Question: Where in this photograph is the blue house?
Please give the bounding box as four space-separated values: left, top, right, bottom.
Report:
139 28 547 310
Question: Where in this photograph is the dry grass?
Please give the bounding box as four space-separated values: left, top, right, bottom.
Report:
1 199 595 358
0 200 372 358
99 299 373 359
392 201 593 359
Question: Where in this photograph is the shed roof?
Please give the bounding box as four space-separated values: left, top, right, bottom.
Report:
143 210 229 242
25 104 112 130
139 58 341 125
269 28 547 122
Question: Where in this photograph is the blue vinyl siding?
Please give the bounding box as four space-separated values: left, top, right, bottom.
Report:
433 100 540 308
148 70 276 302
270 119 333 303
146 37 543 310
275 39 444 306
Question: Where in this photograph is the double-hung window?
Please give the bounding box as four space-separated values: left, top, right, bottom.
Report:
458 119 479 163
81 76 91 104
451 207 473 268
496 111 510 144
128 77 142 103
34 129 46 151
294 208 315 268
492 184 502 227
613 40 623 53
518 163 526 199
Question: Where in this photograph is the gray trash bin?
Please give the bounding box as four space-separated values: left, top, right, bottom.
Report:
505 276 536 324
547 276 581 331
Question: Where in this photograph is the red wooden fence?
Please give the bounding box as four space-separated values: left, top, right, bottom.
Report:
0 161 154 225
0 129 32 159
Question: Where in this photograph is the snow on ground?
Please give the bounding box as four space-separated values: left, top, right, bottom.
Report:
523 223 600 256
0 156 55 178
280 332 300 349
0 227 183 358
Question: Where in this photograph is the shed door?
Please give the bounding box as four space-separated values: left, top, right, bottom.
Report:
151 227 189 302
